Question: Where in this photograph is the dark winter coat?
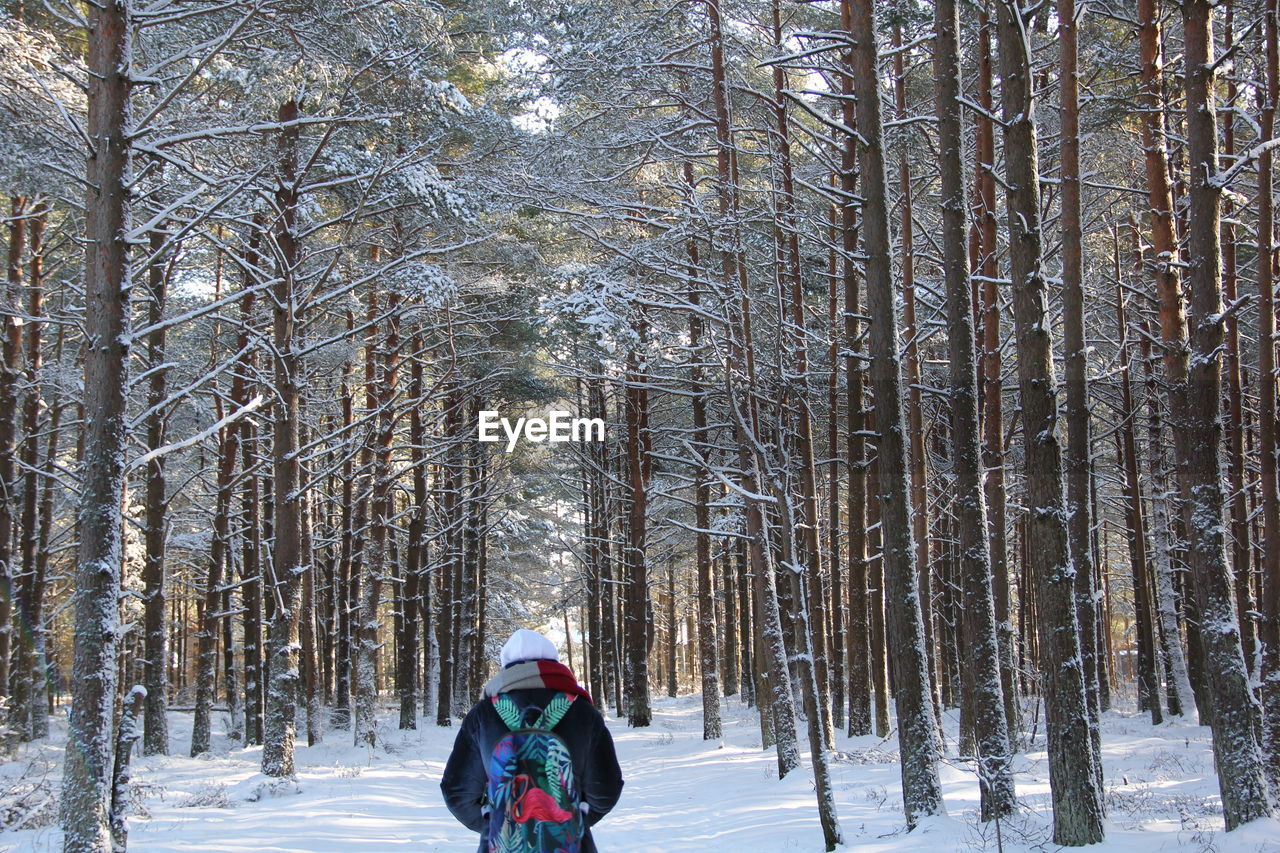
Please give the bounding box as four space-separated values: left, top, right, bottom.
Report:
440 686 624 853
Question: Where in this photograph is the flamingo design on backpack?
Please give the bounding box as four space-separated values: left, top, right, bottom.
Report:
510 774 576 824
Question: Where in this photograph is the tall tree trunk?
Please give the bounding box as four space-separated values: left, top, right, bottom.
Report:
242 433 265 746
462 396 487 705
834 13 870 738
706 0 798 775
840 75 872 732
216 239 254 749
601 430 621 714
850 0 944 827
435 380 462 726
61 0 131 846
577 376 597 704
400 330 426 730
773 479 843 849
262 98 305 778
421 456 437 720
735 532 755 710
1137 0 1206 726
1135 301 1196 720
685 215 721 739
1057 0 1103 786
8 195 33 738
19 200 49 741
356 285 399 747
664 562 676 697
769 0 834 752
298 420 320 747
720 535 738 702
1255 0 1280 793
0 195 24 713
353 269 380 741
869 450 890 738
974 3 1018 742
331 311 356 730
935 0 1015 820
1220 2 1257 679
585 377 609 708
825 184 844 732
1180 0 1273 828
996 2 1104 843
623 341 652 727
1115 284 1162 725
222 547 242 742
241 432 264 745
238 221 265 746
193 244 240 756
455 396 484 709
891 14 937 713
139 228 176 756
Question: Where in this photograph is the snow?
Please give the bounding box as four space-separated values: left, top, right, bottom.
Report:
3 696 1278 852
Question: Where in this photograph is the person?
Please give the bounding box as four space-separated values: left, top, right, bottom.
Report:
441 628 623 853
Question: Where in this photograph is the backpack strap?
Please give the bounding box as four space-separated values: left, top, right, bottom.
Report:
534 692 576 731
491 694 524 731
491 691 576 732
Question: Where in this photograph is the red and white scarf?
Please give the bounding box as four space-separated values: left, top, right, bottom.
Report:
483 659 593 705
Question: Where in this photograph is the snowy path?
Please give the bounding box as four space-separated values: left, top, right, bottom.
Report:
3 695 1279 852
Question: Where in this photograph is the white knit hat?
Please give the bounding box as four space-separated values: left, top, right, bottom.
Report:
500 628 560 667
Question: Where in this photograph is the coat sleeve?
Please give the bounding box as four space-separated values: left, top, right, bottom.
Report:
440 706 488 833
581 710 624 827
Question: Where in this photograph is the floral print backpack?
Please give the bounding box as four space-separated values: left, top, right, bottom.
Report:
484 692 584 853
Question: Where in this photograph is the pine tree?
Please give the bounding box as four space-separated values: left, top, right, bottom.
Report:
849 0 944 827
995 0 1103 843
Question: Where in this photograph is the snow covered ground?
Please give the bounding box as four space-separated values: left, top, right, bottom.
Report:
2 695 1278 852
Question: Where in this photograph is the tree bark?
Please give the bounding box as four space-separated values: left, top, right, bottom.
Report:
453 394 483 710
706 0 798 775
1057 0 1104 787
825 182 845 732
1220 2 1257 680
356 284 399 747
1134 298 1196 720
236 219 265 746
109 687 144 853
330 310 356 730
1180 0 1274 829
19 200 50 741
623 339 652 727
833 2 872 742
61 2 131 846
139 227 176 755
935 0 1015 820
240 379 264 744
399 330 426 730
298 420 320 747
995 2 1104 843
891 14 937 714
685 212 721 739
770 0 834 751
1137 0 1209 728
193 233 239 756
1255 0 1280 794
1115 283 1162 725
261 98 305 778
849 0 944 827
0 195 24 714
974 3 1019 742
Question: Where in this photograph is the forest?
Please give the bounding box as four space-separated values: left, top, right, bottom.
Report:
1 0 1279 850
